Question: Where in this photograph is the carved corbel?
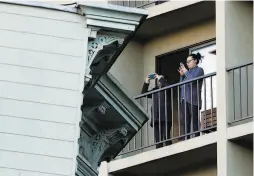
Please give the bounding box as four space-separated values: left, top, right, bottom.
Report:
87 35 124 63
84 35 124 86
79 124 131 169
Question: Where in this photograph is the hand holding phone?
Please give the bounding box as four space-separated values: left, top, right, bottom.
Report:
179 62 187 74
178 63 185 76
148 73 156 79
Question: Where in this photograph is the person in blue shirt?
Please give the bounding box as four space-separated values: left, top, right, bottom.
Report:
178 52 204 140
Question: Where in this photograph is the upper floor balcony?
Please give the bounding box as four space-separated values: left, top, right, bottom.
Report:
101 1 253 176
115 61 253 159
119 71 217 157
108 0 169 9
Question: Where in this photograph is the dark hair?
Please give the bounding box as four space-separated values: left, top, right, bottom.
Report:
155 75 167 88
189 52 203 64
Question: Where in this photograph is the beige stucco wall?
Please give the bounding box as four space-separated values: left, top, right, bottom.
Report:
227 141 253 176
110 19 215 98
109 41 144 97
143 19 215 78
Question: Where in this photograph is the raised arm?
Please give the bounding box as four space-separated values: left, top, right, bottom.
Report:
141 77 152 98
184 67 204 80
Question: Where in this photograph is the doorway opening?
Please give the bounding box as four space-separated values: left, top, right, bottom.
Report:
155 40 216 140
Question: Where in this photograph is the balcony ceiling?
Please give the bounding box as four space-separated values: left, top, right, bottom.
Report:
134 1 215 42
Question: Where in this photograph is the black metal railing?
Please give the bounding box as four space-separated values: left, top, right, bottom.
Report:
118 73 217 156
109 0 169 9
227 62 253 123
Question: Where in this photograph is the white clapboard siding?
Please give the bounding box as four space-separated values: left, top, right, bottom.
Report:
0 12 84 39
0 133 73 158
0 167 61 176
0 30 83 57
0 98 77 124
0 81 79 107
0 115 76 141
0 3 81 22
0 2 86 176
0 64 80 90
0 47 82 73
0 150 72 176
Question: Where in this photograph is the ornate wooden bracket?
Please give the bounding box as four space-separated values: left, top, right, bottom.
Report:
84 35 124 85
79 124 131 168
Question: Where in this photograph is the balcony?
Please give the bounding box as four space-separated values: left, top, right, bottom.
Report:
227 62 253 124
226 62 253 151
108 0 169 9
112 61 253 160
116 73 217 157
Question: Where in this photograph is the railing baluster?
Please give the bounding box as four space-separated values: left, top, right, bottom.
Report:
204 78 207 130
116 0 169 9
184 84 187 140
165 90 168 140
177 86 181 137
158 91 161 143
171 88 174 139
239 68 242 119
152 94 155 146
197 80 200 135
210 76 214 127
190 81 193 138
246 66 248 117
146 96 149 145
139 98 142 149
233 70 236 121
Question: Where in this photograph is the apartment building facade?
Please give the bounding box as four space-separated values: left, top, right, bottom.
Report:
0 1 252 176
101 1 253 176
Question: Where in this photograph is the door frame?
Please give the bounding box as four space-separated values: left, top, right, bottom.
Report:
189 40 216 54
155 38 216 73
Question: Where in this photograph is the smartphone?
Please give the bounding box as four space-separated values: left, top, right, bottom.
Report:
148 73 156 79
180 62 184 67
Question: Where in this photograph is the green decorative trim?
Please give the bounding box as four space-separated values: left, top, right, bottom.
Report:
79 124 131 169
76 155 98 176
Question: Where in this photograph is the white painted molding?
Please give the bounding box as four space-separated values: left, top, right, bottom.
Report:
108 132 218 173
98 161 109 176
77 2 148 32
227 122 253 140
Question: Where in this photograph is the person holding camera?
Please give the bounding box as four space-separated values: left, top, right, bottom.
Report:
178 52 204 140
141 74 172 149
